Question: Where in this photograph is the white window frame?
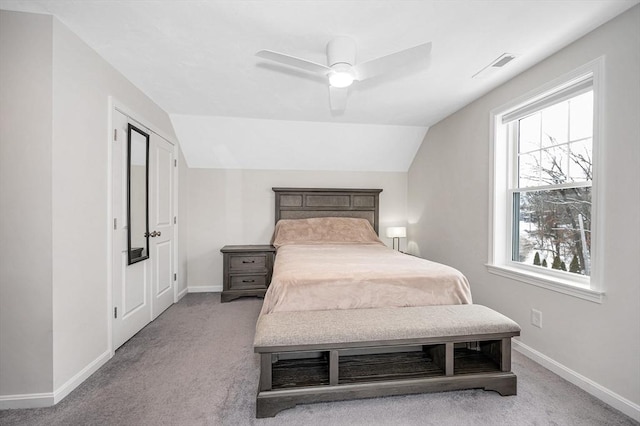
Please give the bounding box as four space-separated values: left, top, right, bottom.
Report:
487 58 605 303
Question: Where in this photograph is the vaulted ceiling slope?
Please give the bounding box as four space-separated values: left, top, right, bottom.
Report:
171 115 426 171
1 1 637 171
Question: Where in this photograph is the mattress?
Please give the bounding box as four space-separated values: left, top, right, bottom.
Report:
261 242 472 315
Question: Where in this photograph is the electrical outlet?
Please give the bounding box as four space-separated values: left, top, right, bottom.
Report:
531 309 542 328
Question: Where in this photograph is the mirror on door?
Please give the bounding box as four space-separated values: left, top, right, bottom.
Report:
127 123 150 265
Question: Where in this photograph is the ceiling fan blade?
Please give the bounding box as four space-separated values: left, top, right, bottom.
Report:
353 42 432 81
329 86 348 112
256 50 331 75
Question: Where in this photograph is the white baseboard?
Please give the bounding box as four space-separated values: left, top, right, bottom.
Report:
188 284 222 293
0 349 111 410
0 392 54 409
177 286 188 300
53 350 111 404
513 340 640 422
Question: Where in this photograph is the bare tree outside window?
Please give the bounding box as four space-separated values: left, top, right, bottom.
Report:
512 91 593 276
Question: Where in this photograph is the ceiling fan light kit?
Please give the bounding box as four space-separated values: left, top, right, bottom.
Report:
256 36 432 112
329 64 356 88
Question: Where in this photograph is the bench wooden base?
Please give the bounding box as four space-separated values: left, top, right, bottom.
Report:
256 337 517 418
258 371 516 418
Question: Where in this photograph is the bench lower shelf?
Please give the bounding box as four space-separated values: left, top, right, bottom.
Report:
271 347 501 389
257 342 517 418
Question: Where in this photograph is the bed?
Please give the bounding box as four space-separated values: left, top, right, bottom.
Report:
253 188 519 417
262 187 472 315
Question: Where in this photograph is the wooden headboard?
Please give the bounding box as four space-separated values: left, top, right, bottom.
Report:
272 188 383 234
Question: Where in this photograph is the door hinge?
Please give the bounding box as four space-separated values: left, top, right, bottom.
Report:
113 218 117 230
114 129 117 141
174 273 177 281
114 307 118 319
173 216 177 224
174 159 177 167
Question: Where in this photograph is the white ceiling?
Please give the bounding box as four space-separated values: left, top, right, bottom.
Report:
1 0 637 170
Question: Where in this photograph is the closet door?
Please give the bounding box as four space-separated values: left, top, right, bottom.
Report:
111 110 176 350
149 133 175 319
112 110 152 350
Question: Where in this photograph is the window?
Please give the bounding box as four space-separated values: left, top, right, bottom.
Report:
488 59 604 302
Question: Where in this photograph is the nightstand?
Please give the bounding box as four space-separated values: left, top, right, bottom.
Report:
220 245 276 303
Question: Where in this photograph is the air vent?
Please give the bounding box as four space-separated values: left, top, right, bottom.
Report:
492 54 516 67
472 53 518 78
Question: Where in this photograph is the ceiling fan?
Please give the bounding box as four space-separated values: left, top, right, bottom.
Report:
256 36 432 113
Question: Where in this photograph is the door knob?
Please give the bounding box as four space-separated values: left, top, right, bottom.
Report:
149 231 158 237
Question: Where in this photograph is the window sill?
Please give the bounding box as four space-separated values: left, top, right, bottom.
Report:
486 264 604 303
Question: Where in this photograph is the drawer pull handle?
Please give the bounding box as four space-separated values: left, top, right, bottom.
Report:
242 279 255 283
242 260 255 263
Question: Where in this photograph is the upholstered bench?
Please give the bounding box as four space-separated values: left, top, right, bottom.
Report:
254 304 521 418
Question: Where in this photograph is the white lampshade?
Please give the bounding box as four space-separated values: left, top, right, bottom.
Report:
386 226 407 238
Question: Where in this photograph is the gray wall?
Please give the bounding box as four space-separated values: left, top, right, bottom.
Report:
186 169 408 289
0 10 54 396
50 16 178 390
0 9 179 399
408 6 640 406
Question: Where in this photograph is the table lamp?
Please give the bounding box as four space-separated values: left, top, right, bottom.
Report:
386 226 406 251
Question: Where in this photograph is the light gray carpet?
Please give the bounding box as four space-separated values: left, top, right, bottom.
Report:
1 293 637 426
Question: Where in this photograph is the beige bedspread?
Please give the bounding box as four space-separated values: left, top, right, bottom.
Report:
260 243 473 315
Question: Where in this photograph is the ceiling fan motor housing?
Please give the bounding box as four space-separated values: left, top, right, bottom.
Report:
327 36 357 67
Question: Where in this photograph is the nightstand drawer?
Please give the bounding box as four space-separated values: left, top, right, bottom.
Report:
220 245 275 303
229 274 267 290
229 255 267 271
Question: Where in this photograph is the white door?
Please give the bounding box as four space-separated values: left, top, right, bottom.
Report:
149 133 175 319
112 110 152 350
112 109 176 350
